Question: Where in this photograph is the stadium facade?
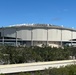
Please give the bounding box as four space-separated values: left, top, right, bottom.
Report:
0 24 76 47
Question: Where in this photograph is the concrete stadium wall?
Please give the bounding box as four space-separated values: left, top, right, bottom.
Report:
0 26 76 42
62 30 71 41
21 28 31 40
33 28 47 41
48 29 61 41
73 31 76 39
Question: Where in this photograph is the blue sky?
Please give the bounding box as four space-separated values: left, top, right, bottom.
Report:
0 0 76 28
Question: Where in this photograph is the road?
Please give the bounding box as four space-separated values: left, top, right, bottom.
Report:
0 60 76 74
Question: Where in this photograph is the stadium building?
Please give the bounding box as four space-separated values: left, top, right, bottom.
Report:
0 24 76 47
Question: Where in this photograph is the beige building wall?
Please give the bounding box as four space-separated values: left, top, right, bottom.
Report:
21 28 31 40
48 29 61 41
0 26 76 47
73 31 76 39
62 30 71 41
32 28 47 41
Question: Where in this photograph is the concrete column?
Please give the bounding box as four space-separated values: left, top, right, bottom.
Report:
47 27 48 46
2 27 4 45
61 28 62 47
71 29 73 46
15 28 17 46
31 28 33 46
